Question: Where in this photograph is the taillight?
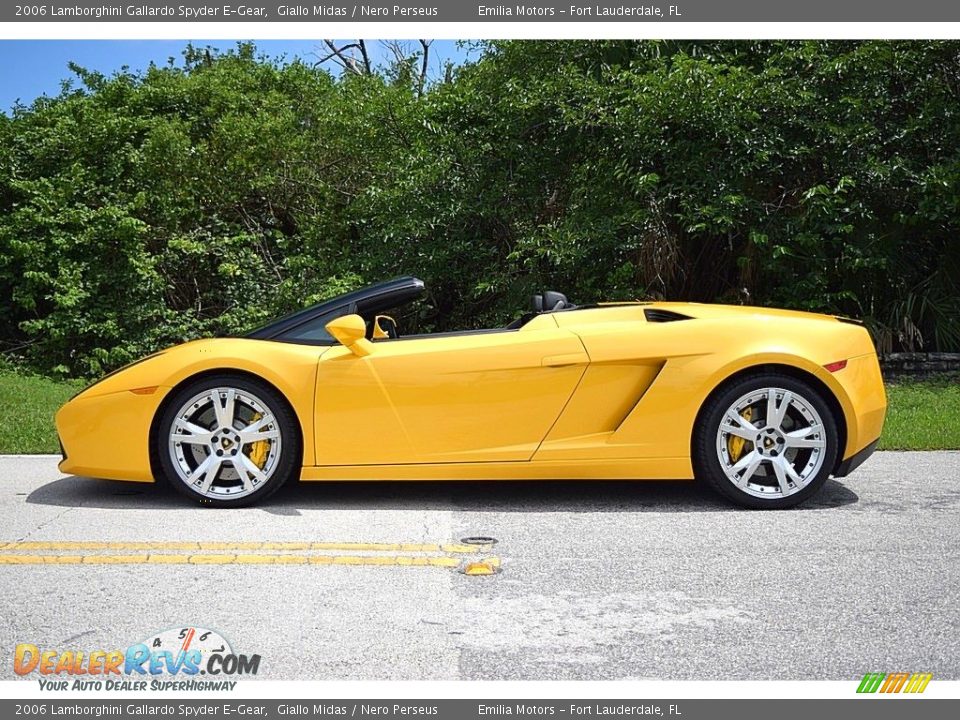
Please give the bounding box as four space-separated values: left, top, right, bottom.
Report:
824 360 848 373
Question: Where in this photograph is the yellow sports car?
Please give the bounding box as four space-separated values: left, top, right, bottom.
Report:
56 276 886 509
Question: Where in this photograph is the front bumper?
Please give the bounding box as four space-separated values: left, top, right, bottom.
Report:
56 387 169 482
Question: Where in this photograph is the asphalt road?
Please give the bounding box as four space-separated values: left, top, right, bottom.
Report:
0 452 958 681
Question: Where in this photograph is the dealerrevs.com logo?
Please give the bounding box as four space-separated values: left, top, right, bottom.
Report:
14 626 260 691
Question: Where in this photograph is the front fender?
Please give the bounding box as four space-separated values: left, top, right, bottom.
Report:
57 338 324 480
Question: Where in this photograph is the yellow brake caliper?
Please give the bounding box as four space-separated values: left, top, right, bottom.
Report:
727 406 753 462
245 412 270 469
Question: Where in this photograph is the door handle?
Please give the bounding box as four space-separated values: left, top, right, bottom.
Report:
541 353 589 367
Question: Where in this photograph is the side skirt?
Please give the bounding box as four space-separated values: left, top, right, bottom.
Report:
300 457 694 482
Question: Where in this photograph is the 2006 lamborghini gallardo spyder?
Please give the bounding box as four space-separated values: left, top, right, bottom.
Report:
55 276 886 509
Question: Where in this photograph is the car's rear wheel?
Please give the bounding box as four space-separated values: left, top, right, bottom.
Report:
693 373 839 509
156 375 300 507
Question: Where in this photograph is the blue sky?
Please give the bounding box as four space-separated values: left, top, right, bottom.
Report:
0 40 475 113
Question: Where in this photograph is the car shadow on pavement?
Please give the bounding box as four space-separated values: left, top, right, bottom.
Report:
25 475 859 513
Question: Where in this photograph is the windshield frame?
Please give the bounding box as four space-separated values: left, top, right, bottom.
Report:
243 276 426 345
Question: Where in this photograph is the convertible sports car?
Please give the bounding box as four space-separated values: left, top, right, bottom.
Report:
55 276 886 509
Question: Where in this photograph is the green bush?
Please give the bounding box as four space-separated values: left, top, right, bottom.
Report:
2 41 959 378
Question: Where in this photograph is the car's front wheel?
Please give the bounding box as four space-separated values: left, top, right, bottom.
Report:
693 373 839 509
156 375 300 507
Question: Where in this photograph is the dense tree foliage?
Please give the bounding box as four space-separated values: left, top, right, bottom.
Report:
2 40 959 377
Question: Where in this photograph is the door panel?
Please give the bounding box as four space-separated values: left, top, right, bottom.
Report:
314 327 588 465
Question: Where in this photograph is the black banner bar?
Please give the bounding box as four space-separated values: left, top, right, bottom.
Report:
5 1 960 23
1 699 957 720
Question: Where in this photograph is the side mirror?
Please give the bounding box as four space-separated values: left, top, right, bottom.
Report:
325 314 373 357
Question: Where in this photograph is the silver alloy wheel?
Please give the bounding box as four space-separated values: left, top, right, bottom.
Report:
715 387 827 499
167 387 282 500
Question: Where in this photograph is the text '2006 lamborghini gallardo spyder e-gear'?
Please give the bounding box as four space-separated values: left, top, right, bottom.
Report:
56 277 886 509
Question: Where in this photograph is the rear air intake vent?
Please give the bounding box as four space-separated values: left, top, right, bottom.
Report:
644 308 692 323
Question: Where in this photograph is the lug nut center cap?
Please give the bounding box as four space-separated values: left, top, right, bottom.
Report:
757 428 785 456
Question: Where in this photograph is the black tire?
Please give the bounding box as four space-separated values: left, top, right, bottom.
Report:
155 374 300 508
693 372 839 509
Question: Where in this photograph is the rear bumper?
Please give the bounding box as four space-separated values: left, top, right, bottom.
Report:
832 352 887 461
834 438 879 478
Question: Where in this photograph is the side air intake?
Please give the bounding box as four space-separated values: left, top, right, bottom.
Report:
644 308 692 323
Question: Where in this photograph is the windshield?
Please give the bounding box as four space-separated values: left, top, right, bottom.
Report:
244 277 426 344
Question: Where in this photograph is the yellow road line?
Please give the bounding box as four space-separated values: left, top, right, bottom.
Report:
0 541 490 554
0 553 489 568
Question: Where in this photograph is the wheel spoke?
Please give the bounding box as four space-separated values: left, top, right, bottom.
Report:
233 454 267 492
771 456 791 494
781 457 804 485
172 419 214 446
186 455 221 493
238 414 279 444
767 389 791 431
212 388 236 429
730 450 763 486
785 425 825 449
725 410 758 435
724 424 756 441
240 429 279 445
